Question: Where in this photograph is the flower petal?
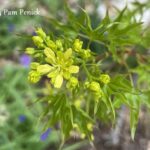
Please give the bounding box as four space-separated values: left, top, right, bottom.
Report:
69 66 79 73
40 128 51 141
37 64 53 75
47 69 58 78
54 74 63 88
44 48 56 64
64 48 72 60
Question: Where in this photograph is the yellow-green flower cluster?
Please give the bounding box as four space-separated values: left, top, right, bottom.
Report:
72 122 94 141
26 28 79 88
84 74 110 101
85 81 103 100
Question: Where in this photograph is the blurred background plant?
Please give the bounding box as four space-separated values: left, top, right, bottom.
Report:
0 0 150 150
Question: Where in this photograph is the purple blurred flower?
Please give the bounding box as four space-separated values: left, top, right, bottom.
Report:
32 31 37 36
18 115 26 123
8 24 15 32
19 54 31 68
40 128 51 141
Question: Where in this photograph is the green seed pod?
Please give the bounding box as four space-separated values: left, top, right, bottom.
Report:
25 47 35 55
99 74 110 84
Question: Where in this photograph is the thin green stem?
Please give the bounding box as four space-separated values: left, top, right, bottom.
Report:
82 61 99 81
82 61 92 80
58 125 65 150
87 39 92 49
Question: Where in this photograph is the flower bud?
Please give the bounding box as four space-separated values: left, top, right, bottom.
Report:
94 90 103 99
84 81 90 88
87 123 93 131
99 74 110 84
73 123 79 129
28 71 41 83
69 77 79 87
90 134 94 141
89 81 100 92
73 39 83 52
56 40 63 50
36 28 46 39
83 49 91 58
25 47 35 55
74 99 81 108
81 133 86 139
32 36 43 47
45 39 57 50
30 62 39 69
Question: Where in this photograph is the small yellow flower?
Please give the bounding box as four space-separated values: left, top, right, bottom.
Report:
44 48 79 88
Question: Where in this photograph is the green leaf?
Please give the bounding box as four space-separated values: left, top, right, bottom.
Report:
80 7 92 31
126 94 140 140
102 85 116 122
